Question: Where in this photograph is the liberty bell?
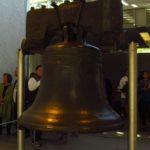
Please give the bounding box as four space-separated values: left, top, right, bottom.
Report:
19 1 123 133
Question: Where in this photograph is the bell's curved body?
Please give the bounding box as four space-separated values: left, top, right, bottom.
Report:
19 41 122 132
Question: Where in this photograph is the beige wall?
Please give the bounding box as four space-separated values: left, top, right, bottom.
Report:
28 54 42 76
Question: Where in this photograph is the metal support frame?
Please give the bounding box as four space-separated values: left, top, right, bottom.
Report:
128 42 137 150
16 43 137 150
18 49 25 150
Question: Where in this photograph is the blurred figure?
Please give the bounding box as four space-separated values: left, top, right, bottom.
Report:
0 73 13 135
118 70 128 119
103 75 114 105
12 67 30 137
12 67 18 135
28 65 43 147
139 71 150 126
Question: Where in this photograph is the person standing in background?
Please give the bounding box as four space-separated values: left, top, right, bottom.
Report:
13 67 30 137
103 75 114 105
28 65 43 147
12 67 18 135
139 71 150 126
118 70 128 119
0 73 13 135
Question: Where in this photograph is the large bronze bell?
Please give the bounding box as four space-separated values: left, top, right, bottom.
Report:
19 26 123 133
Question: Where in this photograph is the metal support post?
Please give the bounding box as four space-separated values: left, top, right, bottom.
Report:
128 42 137 150
18 49 25 150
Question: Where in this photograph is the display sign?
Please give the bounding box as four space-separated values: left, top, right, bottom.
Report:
137 48 150 53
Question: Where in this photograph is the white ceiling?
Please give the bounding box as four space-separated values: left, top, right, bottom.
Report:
123 0 150 9
29 0 150 10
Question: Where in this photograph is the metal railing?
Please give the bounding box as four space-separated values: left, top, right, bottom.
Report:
0 120 17 126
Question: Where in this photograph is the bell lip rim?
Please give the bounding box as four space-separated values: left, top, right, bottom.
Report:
18 124 124 133
18 119 124 133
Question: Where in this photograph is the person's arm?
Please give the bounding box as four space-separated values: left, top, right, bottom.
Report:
118 76 128 91
143 82 150 91
13 86 17 102
118 78 124 91
3 85 13 103
0 84 4 104
28 77 40 91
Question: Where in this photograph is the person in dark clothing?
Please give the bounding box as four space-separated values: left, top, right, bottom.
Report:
28 65 43 147
0 73 13 135
117 71 128 119
104 77 113 105
12 67 18 135
13 67 30 137
139 71 150 126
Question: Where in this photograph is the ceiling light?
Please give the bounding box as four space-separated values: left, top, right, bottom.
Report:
131 4 138 8
140 32 150 47
121 0 129 6
140 32 150 41
116 131 125 136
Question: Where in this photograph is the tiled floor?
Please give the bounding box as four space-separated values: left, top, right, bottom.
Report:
1 117 150 150
0 130 150 150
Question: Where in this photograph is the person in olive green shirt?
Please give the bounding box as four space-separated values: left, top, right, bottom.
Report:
0 73 13 135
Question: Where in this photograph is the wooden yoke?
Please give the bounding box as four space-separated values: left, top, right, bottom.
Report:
21 0 122 54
